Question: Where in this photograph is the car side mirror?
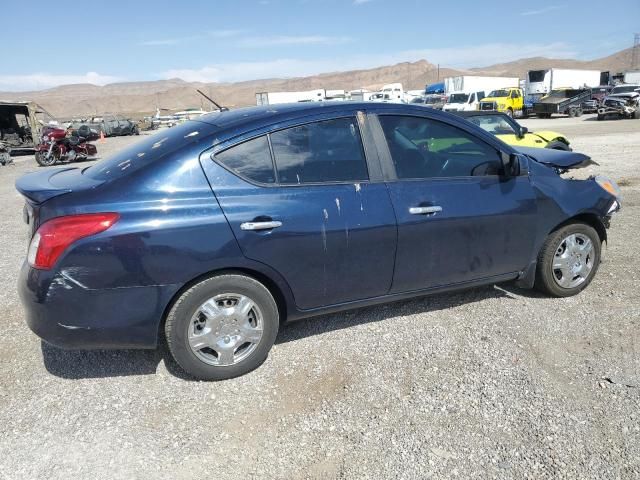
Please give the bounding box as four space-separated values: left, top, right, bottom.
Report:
500 152 519 177
517 126 528 139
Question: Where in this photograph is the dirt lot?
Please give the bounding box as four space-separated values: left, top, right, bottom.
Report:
0 115 638 479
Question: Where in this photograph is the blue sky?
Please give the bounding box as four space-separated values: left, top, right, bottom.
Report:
0 0 638 91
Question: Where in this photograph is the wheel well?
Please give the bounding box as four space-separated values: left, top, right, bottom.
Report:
551 213 607 244
157 268 289 342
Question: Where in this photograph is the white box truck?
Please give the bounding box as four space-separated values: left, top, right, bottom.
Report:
442 76 519 112
525 69 601 101
256 89 326 105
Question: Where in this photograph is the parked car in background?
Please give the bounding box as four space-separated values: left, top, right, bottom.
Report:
410 95 446 109
597 85 640 120
452 111 572 150
73 115 140 137
590 85 613 104
16 102 620 380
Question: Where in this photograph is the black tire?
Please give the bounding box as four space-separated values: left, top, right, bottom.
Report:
546 140 570 151
576 108 583 117
505 108 513 118
35 150 57 167
634 110 640 120
165 274 279 380
597 114 605 121
535 223 601 297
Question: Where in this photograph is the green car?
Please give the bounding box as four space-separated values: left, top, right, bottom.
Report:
452 111 571 150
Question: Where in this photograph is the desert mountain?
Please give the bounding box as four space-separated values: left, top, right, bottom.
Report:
0 47 635 118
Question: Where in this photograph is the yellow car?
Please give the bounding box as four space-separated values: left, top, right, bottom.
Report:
453 111 571 150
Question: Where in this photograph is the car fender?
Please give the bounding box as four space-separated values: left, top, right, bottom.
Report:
515 160 614 287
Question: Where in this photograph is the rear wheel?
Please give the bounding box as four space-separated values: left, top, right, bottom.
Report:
165 274 279 380
535 223 601 297
505 108 513 118
597 114 605 121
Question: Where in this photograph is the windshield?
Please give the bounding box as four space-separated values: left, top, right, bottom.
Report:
487 90 510 98
410 97 426 104
612 85 640 94
448 93 469 104
466 115 517 136
528 70 546 82
425 96 441 104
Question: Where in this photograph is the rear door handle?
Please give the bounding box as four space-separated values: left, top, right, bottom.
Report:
409 206 442 215
240 221 282 231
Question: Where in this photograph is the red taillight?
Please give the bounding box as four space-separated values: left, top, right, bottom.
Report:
28 213 119 270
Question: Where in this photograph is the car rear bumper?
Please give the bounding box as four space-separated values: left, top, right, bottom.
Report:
18 262 180 350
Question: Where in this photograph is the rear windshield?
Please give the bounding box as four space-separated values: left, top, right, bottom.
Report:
612 85 640 94
83 121 210 181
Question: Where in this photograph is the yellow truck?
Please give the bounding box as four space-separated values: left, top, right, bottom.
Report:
478 87 529 117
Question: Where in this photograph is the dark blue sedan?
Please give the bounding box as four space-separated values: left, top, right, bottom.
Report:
16 102 621 380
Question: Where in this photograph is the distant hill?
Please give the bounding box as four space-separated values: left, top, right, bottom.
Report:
0 47 634 118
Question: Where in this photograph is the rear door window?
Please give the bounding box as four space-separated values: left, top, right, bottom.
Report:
270 117 368 184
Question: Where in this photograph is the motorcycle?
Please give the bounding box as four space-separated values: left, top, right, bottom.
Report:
35 127 97 167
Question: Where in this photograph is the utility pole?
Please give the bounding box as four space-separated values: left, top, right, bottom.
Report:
437 64 440 82
632 33 640 70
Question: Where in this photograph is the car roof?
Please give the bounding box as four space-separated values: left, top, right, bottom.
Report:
194 101 371 128
192 101 479 137
185 101 517 156
448 110 508 118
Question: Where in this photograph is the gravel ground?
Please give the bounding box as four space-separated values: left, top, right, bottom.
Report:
0 115 639 479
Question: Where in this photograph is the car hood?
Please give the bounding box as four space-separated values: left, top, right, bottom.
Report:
608 92 639 99
514 146 598 169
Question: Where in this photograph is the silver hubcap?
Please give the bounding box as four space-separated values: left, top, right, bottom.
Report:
187 294 263 366
552 233 594 289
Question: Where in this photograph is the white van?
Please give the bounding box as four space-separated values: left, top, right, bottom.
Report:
442 91 486 112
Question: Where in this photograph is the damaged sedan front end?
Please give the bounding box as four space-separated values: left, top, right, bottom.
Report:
597 91 640 120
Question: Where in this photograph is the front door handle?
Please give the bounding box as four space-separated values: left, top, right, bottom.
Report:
409 206 442 215
240 221 282 231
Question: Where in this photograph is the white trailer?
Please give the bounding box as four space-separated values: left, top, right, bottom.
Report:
525 69 601 101
442 76 518 112
350 89 376 102
256 89 326 105
624 71 640 84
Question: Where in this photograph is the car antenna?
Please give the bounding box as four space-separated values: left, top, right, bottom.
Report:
196 89 229 112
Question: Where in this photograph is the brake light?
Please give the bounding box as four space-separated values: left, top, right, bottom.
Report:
27 213 119 270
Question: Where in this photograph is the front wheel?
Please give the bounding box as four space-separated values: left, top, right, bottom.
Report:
165 274 280 380
505 108 513 118
35 150 57 167
535 223 601 297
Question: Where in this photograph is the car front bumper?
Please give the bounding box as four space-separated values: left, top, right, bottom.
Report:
18 262 180 350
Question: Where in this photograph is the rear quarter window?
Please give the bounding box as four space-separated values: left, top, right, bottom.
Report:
215 135 275 184
83 121 210 181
